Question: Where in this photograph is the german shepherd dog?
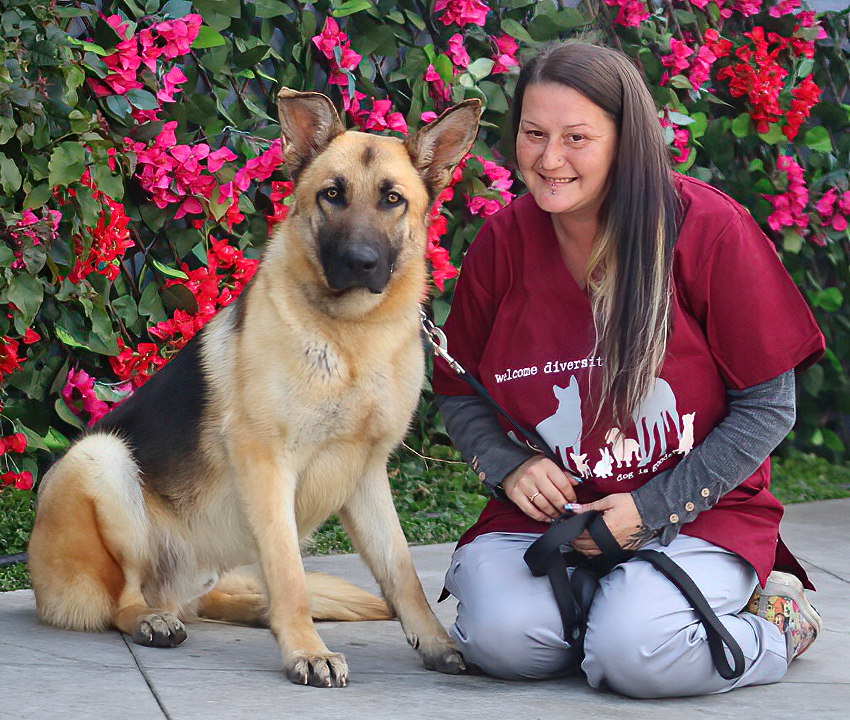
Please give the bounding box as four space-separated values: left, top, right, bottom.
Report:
27 89 481 687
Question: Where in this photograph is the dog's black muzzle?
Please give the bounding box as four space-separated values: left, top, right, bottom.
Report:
321 235 396 294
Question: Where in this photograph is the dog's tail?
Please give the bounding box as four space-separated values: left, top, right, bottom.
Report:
207 566 391 623
307 572 392 621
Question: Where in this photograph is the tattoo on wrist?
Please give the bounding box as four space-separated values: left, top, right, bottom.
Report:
622 524 659 551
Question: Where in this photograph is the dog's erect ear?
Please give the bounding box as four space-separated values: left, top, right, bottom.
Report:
405 99 482 200
277 88 345 181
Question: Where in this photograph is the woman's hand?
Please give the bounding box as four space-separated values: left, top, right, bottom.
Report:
502 456 578 522
570 493 657 557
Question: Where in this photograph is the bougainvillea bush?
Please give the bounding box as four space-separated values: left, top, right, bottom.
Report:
0 0 847 499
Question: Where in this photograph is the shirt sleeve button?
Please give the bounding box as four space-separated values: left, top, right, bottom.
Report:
700 488 710 498
669 513 680 524
684 502 695 512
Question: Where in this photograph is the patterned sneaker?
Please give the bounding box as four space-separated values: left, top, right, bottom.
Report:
746 571 822 661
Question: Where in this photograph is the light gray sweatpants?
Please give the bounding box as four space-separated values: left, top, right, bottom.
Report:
444 532 789 698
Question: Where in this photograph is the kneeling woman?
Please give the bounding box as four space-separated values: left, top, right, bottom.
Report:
433 42 824 697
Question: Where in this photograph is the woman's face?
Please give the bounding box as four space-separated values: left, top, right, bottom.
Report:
515 82 618 222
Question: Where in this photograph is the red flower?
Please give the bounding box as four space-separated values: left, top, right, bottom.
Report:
0 434 27 454
0 337 22 382
1 471 33 490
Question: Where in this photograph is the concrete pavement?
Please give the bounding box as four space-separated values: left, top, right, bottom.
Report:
2 498 848 719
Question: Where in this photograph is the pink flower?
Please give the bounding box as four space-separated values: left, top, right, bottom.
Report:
765 155 809 233
420 111 439 124
434 0 489 28
769 0 800 17
156 65 188 104
233 139 283 192
658 113 691 164
604 0 649 27
447 34 470 70
466 195 503 218
661 37 694 79
425 64 451 104
364 99 408 135
155 14 203 60
733 0 763 16
477 155 514 204
816 188 849 233
312 17 362 93
62 368 112 426
491 34 520 75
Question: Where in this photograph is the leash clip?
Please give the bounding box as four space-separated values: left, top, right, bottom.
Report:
419 309 466 376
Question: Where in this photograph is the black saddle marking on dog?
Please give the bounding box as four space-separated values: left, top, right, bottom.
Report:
97 333 208 497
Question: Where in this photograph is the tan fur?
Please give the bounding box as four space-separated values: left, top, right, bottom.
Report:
28 90 481 687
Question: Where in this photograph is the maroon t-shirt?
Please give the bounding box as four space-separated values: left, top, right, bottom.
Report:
433 174 824 586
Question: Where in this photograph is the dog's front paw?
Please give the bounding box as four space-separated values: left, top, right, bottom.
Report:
409 633 465 675
131 612 187 648
285 651 349 688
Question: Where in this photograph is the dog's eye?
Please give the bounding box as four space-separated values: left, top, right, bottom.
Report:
323 188 339 200
385 192 403 206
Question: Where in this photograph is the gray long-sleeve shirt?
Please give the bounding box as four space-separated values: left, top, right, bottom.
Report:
435 369 796 543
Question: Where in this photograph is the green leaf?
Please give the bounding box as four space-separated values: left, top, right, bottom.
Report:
149 257 189 280
48 143 86 187
782 230 804 254
802 363 824 396
331 0 373 17
193 24 226 48
667 111 694 126
0 154 22 194
0 245 15 267
757 123 786 145
467 58 494 81
804 126 832 153
105 94 132 120
6 274 43 324
823 428 845 453
138 281 167 320
813 287 842 312
254 0 296 18
668 75 693 90
195 0 241 18
55 397 86 431
124 89 160 110
501 18 535 45
54 325 92 350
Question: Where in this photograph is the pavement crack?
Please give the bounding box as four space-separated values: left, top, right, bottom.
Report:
122 635 173 720
799 557 850 584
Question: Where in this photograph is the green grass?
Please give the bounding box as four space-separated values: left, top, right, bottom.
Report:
770 452 850 504
3 449 848 593
0 486 35 592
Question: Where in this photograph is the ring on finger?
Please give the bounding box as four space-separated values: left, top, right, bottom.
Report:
528 491 540 503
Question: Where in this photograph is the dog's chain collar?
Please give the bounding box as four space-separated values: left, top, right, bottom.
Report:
419 309 466 376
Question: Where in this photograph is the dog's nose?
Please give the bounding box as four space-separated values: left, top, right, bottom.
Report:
341 245 379 275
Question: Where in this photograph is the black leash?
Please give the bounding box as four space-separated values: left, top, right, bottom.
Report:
420 310 563 468
523 511 746 680
0 552 28 567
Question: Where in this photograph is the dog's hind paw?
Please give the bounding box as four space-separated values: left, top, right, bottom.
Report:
285 651 349 688
131 612 188 648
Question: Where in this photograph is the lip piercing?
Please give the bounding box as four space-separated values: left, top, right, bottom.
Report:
551 182 557 195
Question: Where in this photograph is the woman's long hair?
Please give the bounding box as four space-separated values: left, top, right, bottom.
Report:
512 42 680 430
